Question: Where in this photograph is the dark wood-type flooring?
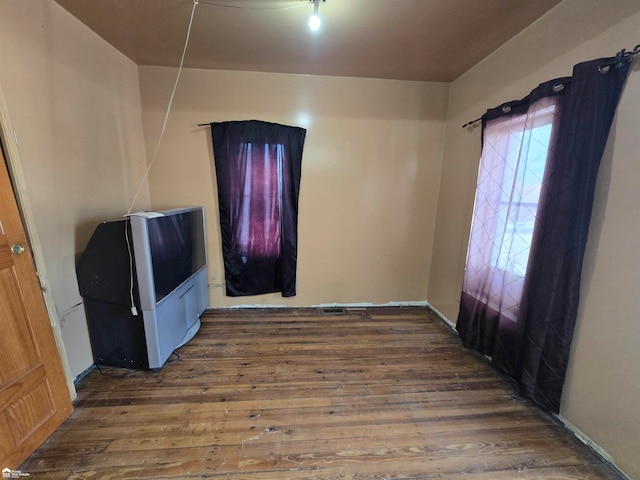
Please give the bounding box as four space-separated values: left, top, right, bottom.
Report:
21 307 624 479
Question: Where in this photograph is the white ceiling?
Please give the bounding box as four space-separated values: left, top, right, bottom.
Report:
54 0 563 82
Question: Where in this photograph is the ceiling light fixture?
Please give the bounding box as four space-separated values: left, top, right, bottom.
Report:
309 0 324 31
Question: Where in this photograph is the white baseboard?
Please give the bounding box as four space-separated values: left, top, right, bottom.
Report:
425 302 457 331
207 301 430 310
555 415 631 480
314 300 429 308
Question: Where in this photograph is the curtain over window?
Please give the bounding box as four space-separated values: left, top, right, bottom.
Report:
457 55 631 412
210 120 306 297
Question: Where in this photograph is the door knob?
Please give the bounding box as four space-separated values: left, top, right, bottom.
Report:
11 243 25 255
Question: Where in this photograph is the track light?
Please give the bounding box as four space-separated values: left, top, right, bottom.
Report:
309 0 323 31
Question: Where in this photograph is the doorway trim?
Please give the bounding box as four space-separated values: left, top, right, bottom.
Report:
0 80 76 399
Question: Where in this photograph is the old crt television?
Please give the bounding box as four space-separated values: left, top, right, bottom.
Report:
77 207 208 369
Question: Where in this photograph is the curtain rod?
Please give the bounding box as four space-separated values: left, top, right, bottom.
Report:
601 43 640 70
198 123 210 126
461 43 640 129
461 117 482 129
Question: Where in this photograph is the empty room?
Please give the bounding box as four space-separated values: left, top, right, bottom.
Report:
0 0 638 478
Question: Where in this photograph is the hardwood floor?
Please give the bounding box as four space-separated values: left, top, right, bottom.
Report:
21 307 623 479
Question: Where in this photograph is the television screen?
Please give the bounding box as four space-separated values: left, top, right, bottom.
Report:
147 210 206 301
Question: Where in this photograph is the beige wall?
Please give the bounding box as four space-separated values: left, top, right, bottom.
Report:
0 1 150 379
428 0 640 477
139 67 449 307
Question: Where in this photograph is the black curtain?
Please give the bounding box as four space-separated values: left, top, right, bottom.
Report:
517 57 631 411
210 120 306 297
458 54 632 412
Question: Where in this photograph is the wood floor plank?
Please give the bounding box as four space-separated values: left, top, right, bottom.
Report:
19 307 624 479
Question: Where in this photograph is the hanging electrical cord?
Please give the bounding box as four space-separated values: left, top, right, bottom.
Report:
126 0 199 216
198 0 307 11
124 0 199 316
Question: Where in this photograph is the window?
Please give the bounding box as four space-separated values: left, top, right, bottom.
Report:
210 120 306 297
464 97 557 317
233 142 284 258
457 57 632 413
490 119 554 277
